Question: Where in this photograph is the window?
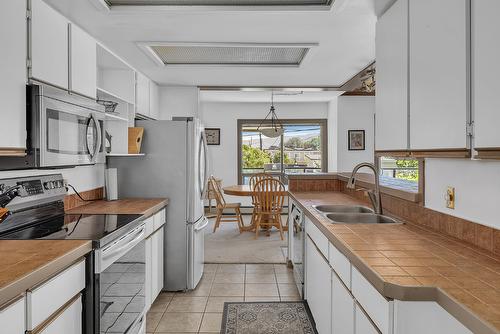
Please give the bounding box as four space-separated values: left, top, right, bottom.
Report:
238 119 328 184
378 156 422 194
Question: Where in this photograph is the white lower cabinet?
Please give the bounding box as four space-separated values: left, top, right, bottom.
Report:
351 266 393 334
355 303 380 334
331 271 354 334
305 236 331 334
146 209 166 309
0 296 25 334
151 227 164 299
39 295 82 334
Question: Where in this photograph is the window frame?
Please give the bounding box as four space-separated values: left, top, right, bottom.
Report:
237 118 328 185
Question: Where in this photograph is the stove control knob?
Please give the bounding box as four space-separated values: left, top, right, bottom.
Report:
44 181 53 190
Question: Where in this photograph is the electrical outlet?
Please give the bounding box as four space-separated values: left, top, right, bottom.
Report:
446 187 455 209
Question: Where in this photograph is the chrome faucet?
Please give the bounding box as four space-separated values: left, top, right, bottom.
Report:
346 162 383 215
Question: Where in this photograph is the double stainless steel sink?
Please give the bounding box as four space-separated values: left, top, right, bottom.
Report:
313 205 399 224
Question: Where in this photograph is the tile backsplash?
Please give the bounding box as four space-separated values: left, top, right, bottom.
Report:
288 177 500 256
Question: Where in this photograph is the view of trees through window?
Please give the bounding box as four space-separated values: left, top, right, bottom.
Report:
380 157 419 182
239 121 326 184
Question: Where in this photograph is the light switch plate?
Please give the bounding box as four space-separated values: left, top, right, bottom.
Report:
446 187 455 209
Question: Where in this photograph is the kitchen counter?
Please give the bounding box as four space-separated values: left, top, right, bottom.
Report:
289 191 500 334
0 240 91 307
66 198 169 217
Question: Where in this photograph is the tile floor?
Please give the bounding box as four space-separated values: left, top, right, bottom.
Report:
146 263 300 333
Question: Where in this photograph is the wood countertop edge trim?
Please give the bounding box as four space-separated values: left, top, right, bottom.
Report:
0 241 92 307
288 191 500 334
66 198 169 215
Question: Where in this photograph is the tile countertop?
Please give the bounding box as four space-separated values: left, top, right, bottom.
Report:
65 198 169 217
289 191 500 334
0 240 92 307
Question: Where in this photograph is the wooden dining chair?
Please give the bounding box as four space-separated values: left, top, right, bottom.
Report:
249 173 275 225
209 176 244 233
253 178 286 240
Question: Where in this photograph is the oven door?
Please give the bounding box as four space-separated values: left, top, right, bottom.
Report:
96 225 146 334
40 95 104 167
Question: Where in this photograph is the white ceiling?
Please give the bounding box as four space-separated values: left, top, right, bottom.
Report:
199 90 342 102
46 0 378 87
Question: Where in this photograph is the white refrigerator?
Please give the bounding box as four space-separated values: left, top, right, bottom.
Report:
108 117 209 291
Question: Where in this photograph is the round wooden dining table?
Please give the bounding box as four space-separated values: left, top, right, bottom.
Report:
222 184 289 197
222 184 289 233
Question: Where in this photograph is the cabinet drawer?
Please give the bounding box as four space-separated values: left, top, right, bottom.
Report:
351 266 392 334
144 216 155 237
0 296 25 334
38 295 82 334
329 242 351 289
153 209 166 230
27 260 85 330
305 217 328 259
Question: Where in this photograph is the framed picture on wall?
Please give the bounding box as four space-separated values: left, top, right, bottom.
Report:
348 130 365 151
205 128 221 145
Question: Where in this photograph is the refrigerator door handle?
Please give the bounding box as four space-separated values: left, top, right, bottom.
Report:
194 218 209 231
198 131 209 197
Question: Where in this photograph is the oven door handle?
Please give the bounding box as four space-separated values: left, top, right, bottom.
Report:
86 113 101 161
101 226 145 263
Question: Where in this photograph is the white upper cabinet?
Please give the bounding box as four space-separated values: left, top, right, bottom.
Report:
70 24 96 99
149 80 160 120
0 0 27 152
136 72 150 117
471 0 500 151
408 0 469 150
375 0 409 151
30 0 69 90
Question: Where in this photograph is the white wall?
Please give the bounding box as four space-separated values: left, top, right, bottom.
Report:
158 86 199 120
0 164 105 194
425 158 500 229
327 99 339 172
200 101 328 205
335 96 375 172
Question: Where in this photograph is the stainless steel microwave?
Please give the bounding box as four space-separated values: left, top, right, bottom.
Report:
0 84 105 170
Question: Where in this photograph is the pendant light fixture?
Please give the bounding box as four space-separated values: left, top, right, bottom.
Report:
257 91 284 138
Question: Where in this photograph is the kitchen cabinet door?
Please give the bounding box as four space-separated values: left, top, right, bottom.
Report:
70 24 96 99
332 271 354 334
472 0 500 152
149 80 160 120
0 296 25 334
145 236 153 309
375 0 409 151
151 227 164 299
136 72 150 117
31 0 69 90
305 236 331 334
0 0 27 153
355 304 379 334
409 0 469 150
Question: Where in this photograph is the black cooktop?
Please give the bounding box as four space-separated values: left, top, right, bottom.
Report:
0 202 142 247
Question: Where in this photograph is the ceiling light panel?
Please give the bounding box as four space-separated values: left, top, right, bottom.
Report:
148 45 311 66
107 0 332 6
